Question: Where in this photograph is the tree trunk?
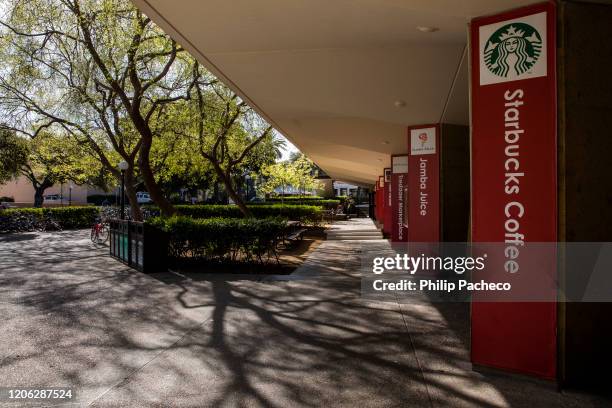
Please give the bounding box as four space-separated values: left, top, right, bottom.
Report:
33 186 45 208
32 177 53 208
213 163 252 217
138 137 175 217
213 182 219 203
225 178 251 217
124 170 142 221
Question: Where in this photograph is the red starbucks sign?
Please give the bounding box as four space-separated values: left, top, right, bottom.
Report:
470 2 557 379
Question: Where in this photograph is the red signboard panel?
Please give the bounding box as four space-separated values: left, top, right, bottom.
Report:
470 2 557 379
374 184 378 222
376 176 384 225
408 125 440 243
383 168 392 236
391 155 409 242
373 183 377 221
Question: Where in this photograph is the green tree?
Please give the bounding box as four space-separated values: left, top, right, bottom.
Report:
258 156 322 201
150 113 216 197
0 0 284 218
146 100 284 205
0 0 193 219
292 155 323 197
0 129 106 206
178 63 275 216
230 130 286 202
0 128 28 184
259 161 298 203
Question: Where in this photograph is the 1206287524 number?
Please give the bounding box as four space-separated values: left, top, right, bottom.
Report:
0 388 75 401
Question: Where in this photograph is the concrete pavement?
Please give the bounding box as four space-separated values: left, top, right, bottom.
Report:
0 224 609 407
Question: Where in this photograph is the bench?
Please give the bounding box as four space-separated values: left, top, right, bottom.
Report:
321 210 349 223
286 228 307 243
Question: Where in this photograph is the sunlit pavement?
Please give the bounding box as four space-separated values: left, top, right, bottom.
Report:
0 226 609 407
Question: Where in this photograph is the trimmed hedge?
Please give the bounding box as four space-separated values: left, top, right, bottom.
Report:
148 216 288 264
148 204 322 225
212 205 317 225
245 205 321 224
0 206 99 232
267 196 323 201
45 207 99 229
253 199 340 210
0 196 15 203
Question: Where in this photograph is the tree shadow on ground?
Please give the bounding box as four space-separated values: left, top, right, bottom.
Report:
0 231 609 407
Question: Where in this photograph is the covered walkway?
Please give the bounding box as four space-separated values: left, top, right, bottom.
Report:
126 0 612 390
0 227 608 407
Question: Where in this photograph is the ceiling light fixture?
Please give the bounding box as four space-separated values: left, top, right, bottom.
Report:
382 140 390 145
394 100 406 108
417 26 439 33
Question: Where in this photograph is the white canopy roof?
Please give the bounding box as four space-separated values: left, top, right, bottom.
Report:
132 0 534 185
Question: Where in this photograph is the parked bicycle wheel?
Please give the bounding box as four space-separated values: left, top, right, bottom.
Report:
37 216 63 232
90 221 109 244
98 223 109 242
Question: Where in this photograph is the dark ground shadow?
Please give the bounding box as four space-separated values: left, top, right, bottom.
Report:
1 230 610 407
0 232 38 243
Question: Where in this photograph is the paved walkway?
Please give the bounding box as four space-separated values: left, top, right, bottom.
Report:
325 217 383 240
0 224 609 407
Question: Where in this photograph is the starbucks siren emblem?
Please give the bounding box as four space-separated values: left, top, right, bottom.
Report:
484 23 542 78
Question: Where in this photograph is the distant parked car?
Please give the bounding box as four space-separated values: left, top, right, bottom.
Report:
43 194 64 203
136 192 153 204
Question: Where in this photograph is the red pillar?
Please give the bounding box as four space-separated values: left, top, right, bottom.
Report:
391 155 409 242
382 168 392 236
376 176 384 226
470 2 557 379
407 125 440 243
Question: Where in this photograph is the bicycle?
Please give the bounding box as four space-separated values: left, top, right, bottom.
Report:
37 216 63 232
90 216 109 244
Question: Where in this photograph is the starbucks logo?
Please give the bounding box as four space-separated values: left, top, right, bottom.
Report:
484 23 542 78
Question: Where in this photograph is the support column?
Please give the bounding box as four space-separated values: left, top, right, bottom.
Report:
406 124 469 243
408 125 440 242
470 2 557 379
391 155 409 242
382 168 392 236
440 124 470 242
558 0 612 390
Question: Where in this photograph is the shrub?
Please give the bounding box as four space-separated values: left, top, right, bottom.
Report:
267 196 323 201
252 199 339 210
148 216 288 264
171 205 240 218
0 208 41 233
154 204 323 225
0 196 15 202
0 206 98 232
44 206 99 229
246 205 322 224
